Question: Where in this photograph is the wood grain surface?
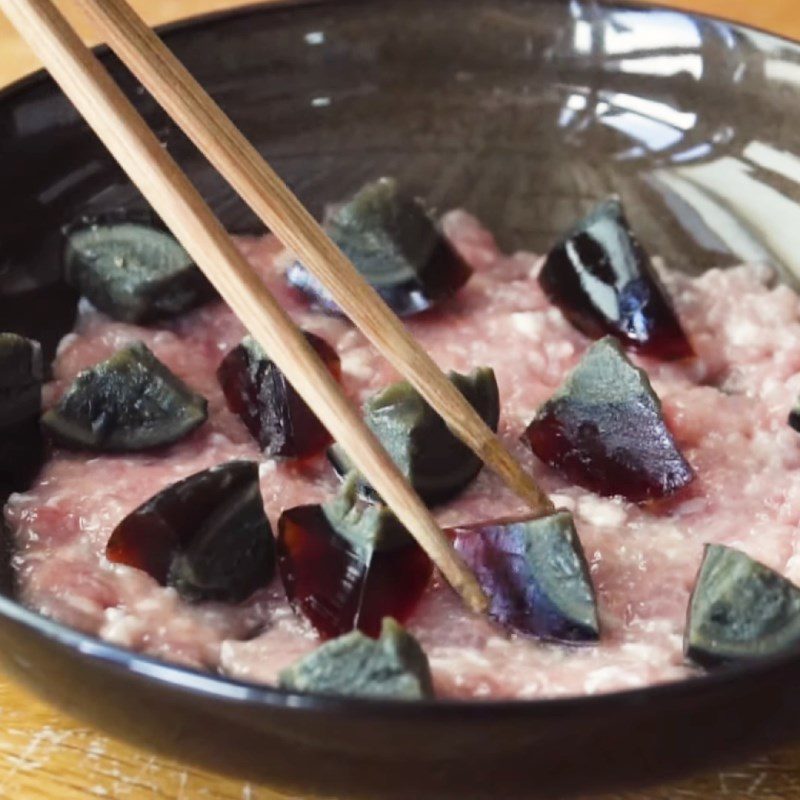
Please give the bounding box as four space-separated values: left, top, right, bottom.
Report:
0 1 799 798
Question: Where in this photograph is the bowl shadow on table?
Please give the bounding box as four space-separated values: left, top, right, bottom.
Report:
3 0 800 797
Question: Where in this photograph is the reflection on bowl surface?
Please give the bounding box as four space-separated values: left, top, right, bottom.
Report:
4 1 800 798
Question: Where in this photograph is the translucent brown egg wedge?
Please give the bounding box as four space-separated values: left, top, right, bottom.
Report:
538 198 693 360
107 460 274 603
42 341 207 452
685 544 800 668
286 178 472 317
64 215 215 323
329 367 499 505
524 337 694 502
277 476 432 639
217 332 340 458
451 510 599 643
279 618 434 699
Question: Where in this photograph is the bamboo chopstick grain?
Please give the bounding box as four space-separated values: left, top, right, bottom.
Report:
73 0 555 518
0 0 488 612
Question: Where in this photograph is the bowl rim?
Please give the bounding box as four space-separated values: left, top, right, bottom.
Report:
1 0 799 104
3 581 797 718
2 0 800 717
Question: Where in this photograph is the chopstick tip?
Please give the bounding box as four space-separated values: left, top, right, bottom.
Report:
463 578 490 615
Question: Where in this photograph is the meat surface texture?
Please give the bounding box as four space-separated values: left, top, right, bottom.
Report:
6 211 800 699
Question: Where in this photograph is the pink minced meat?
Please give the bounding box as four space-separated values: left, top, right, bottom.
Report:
6 210 800 698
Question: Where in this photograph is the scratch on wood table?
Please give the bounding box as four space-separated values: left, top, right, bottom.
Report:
1 0 800 798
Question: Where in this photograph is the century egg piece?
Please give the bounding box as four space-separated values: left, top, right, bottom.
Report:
286 177 472 317
0 333 44 492
64 216 215 323
451 510 599 643
686 544 800 667
42 341 207 452
328 367 500 505
538 198 693 360
279 617 434 699
0 333 42 427
524 337 694 502
217 332 340 458
790 399 800 433
107 460 273 602
276 478 432 639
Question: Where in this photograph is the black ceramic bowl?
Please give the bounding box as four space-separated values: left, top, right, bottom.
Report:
3 1 800 797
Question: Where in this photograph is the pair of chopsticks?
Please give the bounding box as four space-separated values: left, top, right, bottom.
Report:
2 0 555 614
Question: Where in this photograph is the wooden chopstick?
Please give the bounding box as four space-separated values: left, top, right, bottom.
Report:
1 0 489 612
71 0 556 519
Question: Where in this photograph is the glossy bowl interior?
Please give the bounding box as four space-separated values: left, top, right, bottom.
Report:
3 1 800 797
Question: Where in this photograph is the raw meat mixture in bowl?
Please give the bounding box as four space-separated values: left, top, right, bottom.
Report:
6 207 800 700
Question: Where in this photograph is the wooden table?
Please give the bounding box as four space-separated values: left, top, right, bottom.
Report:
1 1 799 797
